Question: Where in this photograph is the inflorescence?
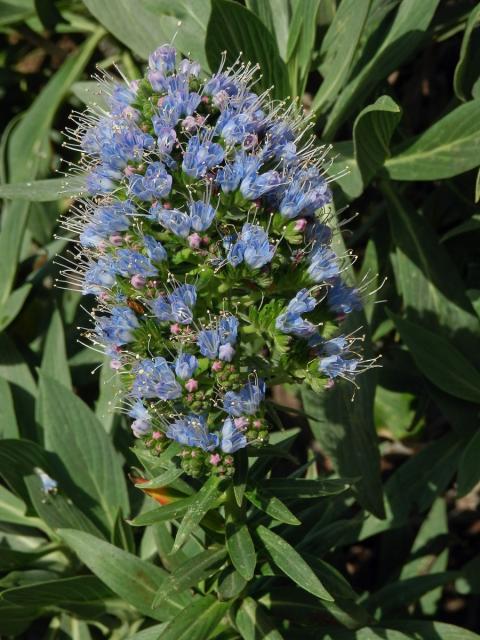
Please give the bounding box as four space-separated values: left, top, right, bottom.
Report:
58 44 374 478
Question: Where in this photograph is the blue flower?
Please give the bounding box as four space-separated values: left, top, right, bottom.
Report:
285 289 316 315
198 329 220 359
323 336 348 356
157 207 192 237
149 284 197 324
308 246 339 282
223 380 265 416
319 355 360 379
166 414 219 451
241 223 274 269
154 125 177 154
83 257 117 294
221 417 247 453
143 235 167 262
96 306 139 346
175 353 198 380
240 169 282 200
131 357 182 400
182 135 225 178
128 161 172 201
189 201 216 232
219 343 235 362
149 44 176 73
328 279 362 314
219 316 238 345
275 289 317 337
115 249 157 278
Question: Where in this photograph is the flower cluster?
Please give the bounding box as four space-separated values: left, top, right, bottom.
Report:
60 44 371 477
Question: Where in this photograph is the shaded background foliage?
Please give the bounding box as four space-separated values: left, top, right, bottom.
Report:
0 0 479 638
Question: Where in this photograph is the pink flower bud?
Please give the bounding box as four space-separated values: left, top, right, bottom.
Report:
188 232 202 249
201 235 210 246
253 419 262 428
219 343 235 362
123 165 136 176
162 201 172 210
152 431 162 440
182 116 197 131
185 378 198 393
210 453 221 466
234 417 249 430
110 359 122 370
212 360 223 372
170 323 181 335
109 234 123 246
131 275 146 289
294 218 308 232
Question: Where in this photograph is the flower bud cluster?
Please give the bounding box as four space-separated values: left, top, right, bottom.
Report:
60 44 370 477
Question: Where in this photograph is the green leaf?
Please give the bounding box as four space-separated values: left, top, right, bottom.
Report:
383 182 480 366
286 0 321 94
38 374 129 531
130 624 169 640
0 175 86 201
25 474 104 537
245 488 300 525
235 597 284 640
112 507 136 553
153 547 227 607
323 0 439 138
400 497 448 580
225 497 256 581
233 447 248 507
156 595 229 640
0 485 31 527
353 95 401 184
172 476 223 552
453 4 480 101
0 576 112 618
82 0 210 70
0 377 19 438
386 100 480 180
390 313 480 403
0 30 103 305
39 307 71 387
319 621 480 639
137 466 184 489
58 529 189 621
364 572 457 617
458 429 480 497
256 525 333 601
206 0 290 100
441 214 480 242
0 283 31 331
313 0 371 112
261 478 352 499
245 0 290 60
130 497 195 527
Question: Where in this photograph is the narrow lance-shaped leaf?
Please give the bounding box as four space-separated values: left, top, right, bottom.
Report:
386 99 480 180
453 4 480 101
312 0 371 113
390 313 480 404
38 374 129 532
323 0 439 138
353 95 401 184
206 0 290 100
58 529 189 621
153 547 227 607
257 525 333 601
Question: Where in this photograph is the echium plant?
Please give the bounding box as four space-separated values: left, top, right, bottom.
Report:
59 44 371 479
